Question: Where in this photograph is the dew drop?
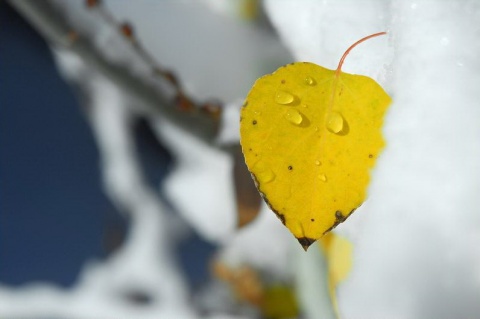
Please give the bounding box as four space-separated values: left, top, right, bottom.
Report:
326 112 344 134
284 109 303 125
275 90 295 105
257 169 276 183
318 174 327 182
302 104 308 108
254 110 262 115
314 126 319 132
304 76 315 86
315 160 321 166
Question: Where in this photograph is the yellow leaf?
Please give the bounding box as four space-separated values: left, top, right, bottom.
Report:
240 33 391 250
320 232 353 318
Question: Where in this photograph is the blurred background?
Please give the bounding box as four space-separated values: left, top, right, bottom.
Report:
0 0 221 290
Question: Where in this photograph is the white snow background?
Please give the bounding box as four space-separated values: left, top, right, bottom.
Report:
1 1 479 319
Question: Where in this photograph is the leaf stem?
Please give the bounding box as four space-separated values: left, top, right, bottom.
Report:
335 31 387 78
328 32 387 115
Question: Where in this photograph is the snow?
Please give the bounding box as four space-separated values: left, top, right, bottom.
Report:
150 115 238 242
218 203 293 279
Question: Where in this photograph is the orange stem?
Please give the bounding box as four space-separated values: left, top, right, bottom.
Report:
335 32 387 78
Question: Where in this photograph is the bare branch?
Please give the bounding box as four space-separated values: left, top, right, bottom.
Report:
10 0 263 230
9 0 219 144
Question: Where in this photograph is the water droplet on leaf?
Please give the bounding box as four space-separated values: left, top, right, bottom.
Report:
304 76 315 86
319 174 327 182
275 90 295 105
257 168 276 183
326 112 344 134
284 109 303 125
315 160 321 166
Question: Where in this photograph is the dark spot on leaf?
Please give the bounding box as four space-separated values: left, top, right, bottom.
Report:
288 165 293 170
369 154 373 158
311 218 315 222
335 210 345 222
281 79 285 84
323 210 349 235
276 213 286 225
252 120 257 125
297 237 316 251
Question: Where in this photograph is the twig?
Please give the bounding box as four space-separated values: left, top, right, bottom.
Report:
9 0 262 229
8 0 219 144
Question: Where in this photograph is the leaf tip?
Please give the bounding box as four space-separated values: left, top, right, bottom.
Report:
297 237 316 251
